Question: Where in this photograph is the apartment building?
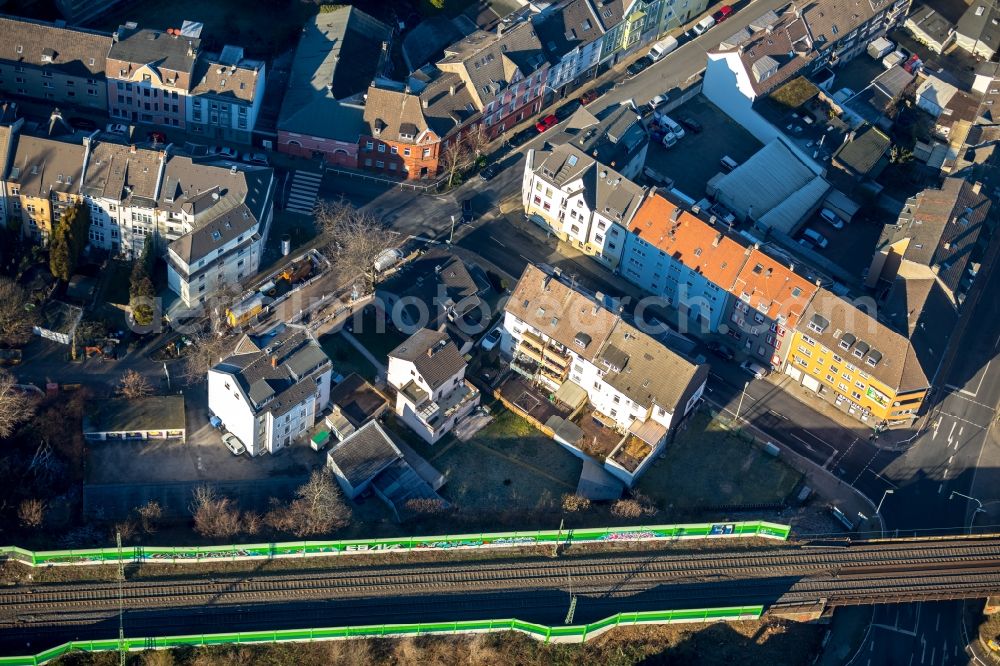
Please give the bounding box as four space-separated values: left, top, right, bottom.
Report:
209 324 333 456
360 73 479 180
534 0 609 95
79 139 164 257
387 329 480 444
502 264 708 440
437 21 549 139
785 289 931 423
5 134 84 243
187 46 266 143
0 15 112 112
620 193 748 334
724 247 818 369
523 143 645 268
705 0 911 144
0 113 25 233
163 157 275 307
956 0 1000 59
106 23 200 128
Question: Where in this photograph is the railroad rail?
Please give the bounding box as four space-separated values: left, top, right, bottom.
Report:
3 534 1000 655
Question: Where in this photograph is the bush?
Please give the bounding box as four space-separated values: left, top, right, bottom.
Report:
17 498 45 528
610 494 657 519
190 486 242 539
561 494 591 513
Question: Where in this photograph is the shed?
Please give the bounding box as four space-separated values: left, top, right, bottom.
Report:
83 396 186 442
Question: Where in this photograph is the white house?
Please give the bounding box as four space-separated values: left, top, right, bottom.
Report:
387 328 480 444
523 143 645 269
163 157 275 307
208 324 333 456
502 264 709 445
187 46 266 143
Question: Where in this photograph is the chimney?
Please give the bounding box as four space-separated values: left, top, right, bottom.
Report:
422 98 429 109
713 232 723 247
497 24 504 37
671 207 682 222
973 181 983 194
449 84 456 95
271 356 277 369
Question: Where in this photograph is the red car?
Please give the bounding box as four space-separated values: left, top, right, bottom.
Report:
147 131 167 144
713 5 734 22
535 114 558 133
579 90 598 105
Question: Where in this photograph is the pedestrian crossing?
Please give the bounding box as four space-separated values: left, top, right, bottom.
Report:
285 170 322 215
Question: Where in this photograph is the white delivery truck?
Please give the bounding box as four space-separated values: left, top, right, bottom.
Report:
648 35 679 61
693 15 716 35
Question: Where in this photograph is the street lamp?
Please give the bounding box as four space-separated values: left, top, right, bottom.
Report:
449 214 456 244
734 380 750 423
949 491 986 533
875 489 893 516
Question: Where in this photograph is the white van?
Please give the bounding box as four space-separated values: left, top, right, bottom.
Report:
659 115 685 140
648 36 679 61
693 15 716 35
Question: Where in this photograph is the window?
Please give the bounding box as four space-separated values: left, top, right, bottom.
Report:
851 390 863 400
390 146 398 154
375 160 384 168
377 143 386 153
403 147 411 156
365 141 373 151
423 148 431 158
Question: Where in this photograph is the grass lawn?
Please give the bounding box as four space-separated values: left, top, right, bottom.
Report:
90 0 316 60
636 409 802 510
350 306 408 361
318 332 377 382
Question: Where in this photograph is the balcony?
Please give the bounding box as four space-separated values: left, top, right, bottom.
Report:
410 380 480 435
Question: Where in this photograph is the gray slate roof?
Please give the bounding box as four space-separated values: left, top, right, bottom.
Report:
0 14 112 78
327 420 401 488
81 141 163 205
532 143 645 224
191 49 264 103
8 134 85 199
957 1 1000 51
83 396 186 433
279 6 389 136
534 0 605 61
389 328 466 391
109 26 200 76
834 125 891 176
213 324 331 418
550 104 647 170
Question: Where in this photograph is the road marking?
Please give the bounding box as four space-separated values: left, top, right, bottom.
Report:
943 469 949 479
939 412 988 429
921 635 926 663
948 421 956 445
490 236 506 247
868 469 898 488
519 254 531 262
959 426 964 436
930 648 935 665
938 483 945 494
933 417 941 439
936 613 941 631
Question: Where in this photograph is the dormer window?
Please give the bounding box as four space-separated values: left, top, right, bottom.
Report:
839 332 855 351
807 313 829 334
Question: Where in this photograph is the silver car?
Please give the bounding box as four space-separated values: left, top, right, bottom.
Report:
222 433 246 456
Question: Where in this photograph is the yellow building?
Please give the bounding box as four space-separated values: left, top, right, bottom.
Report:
5 135 85 243
784 289 930 423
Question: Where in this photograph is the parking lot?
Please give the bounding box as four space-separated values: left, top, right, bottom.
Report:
641 94 762 199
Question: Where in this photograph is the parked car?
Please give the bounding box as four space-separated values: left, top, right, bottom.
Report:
819 208 845 229
147 131 167 144
798 238 817 251
658 115 685 140
706 341 735 361
679 116 703 133
627 56 653 77
241 152 269 166
648 35 679 61
479 164 500 181
801 228 829 248
579 90 598 105
508 127 535 148
480 326 502 351
70 117 97 131
461 197 474 222
741 360 770 380
692 15 716 35
644 94 668 116
534 114 558 133
105 123 128 135
662 132 678 148
221 432 246 456
712 5 734 22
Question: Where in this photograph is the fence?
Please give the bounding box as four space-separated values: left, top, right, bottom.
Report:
0 521 790 567
0 605 765 666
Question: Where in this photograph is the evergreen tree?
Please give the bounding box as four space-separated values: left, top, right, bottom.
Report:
48 203 90 282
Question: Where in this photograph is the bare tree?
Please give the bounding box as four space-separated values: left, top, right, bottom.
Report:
118 369 153 399
136 500 163 534
190 486 242 539
242 510 263 535
439 125 489 189
0 277 35 346
316 199 396 294
266 469 351 537
17 498 45 528
182 328 236 384
404 498 447 515
610 493 657 519
0 369 34 439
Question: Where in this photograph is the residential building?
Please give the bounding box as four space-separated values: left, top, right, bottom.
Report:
83 396 186 442
188 46 266 143
534 0 608 96
4 134 85 243
785 288 931 423
0 110 25 232
325 373 388 441
904 5 956 53
360 73 479 180
209 324 333 456
547 103 649 180
830 125 892 192
162 157 275 307
704 0 911 146
724 248 818 368
841 66 915 131
915 74 980 142
378 252 484 332
956 1 1000 59
502 264 709 442
436 21 549 138
523 143 645 268
619 193 749 333
277 6 389 165
386 328 480 444
866 178 991 305
79 138 164 257
0 15 112 111
106 23 200 128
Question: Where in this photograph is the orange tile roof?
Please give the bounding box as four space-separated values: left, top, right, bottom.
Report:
628 194 748 290
730 248 818 329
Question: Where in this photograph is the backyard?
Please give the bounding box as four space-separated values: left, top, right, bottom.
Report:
636 409 802 511
318 332 378 382
347 306 409 361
